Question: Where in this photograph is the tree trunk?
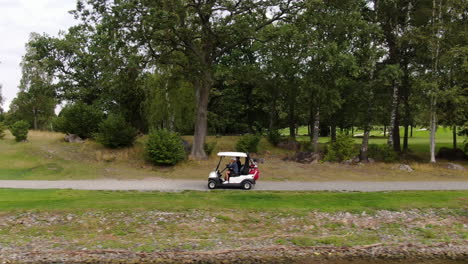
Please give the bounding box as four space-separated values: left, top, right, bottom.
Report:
288 103 296 139
313 109 320 153
401 58 411 153
453 126 457 149
403 125 409 152
387 80 399 149
393 113 401 152
383 125 386 137
429 100 437 163
351 126 354 136
330 125 336 142
33 108 38 130
190 72 211 160
410 125 413 137
268 98 277 131
360 128 370 162
429 0 442 163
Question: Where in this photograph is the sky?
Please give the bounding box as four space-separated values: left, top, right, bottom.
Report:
0 0 78 111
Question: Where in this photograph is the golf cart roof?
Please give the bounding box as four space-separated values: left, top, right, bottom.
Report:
217 152 248 157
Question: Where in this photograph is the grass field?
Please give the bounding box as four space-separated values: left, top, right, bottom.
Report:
283 126 461 155
0 129 466 181
0 189 466 254
0 189 466 212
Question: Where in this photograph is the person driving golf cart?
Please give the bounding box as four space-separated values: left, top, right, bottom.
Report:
225 158 240 182
207 152 259 190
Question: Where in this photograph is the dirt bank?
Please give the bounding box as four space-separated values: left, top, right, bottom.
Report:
1 243 466 263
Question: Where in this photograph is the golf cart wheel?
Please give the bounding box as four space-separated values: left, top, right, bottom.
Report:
242 181 253 190
208 180 217 189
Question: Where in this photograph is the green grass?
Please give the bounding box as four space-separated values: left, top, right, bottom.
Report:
0 189 466 213
285 126 462 159
0 129 465 181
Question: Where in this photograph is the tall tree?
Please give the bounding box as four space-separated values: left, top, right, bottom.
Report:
74 0 298 159
11 33 56 130
0 84 4 115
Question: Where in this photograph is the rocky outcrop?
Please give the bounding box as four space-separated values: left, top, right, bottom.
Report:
64 134 84 143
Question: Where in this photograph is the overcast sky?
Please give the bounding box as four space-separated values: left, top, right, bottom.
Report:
0 0 78 111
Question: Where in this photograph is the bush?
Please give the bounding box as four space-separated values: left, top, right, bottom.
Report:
55 103 103 138
204 141 217 156
267 129 282 146
301 141 314 152
145 129 186 165
324 134 357 162
367 144 399 162
95 114 138 148
10 120 29 142
0 122 6 139
235 134 261 153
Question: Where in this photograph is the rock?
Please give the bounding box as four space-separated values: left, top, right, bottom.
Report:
341 159 352 165
64 134 84 143
368 158 375 163
277 140 301 151
436 147 467 161
392 164 413 172
447 163 465 171
290 152 322 163
352 156 360 163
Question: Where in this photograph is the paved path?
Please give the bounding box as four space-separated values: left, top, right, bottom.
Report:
1 179 468 192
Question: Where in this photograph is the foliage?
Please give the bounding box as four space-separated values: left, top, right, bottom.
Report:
14 0 467 162
7 33 57 130
54 103 103 139
204 141 217 156
145 129 186 166
235 134 261 153
267 129 282 146
143 69 195 134
324 135 357 162
0 122 6 139
301 141 314 152
95 114 138 148
368 144 399 163
10 120 30 142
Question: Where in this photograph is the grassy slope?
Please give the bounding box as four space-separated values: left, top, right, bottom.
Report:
0 189 466 213
0 129 466 181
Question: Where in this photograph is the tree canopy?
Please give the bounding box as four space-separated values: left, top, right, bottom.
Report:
7 0 467 162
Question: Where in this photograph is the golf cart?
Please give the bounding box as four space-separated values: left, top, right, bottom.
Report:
208 152 260 190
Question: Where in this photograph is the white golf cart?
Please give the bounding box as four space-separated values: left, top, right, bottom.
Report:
207 152 260 190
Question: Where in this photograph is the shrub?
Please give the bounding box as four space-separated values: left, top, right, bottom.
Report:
204 141 217 156
267 129 282 146
0 122 6 139
324 134 357 162
145 129 186 165
10 120 29 142
367 144 399 162
95 114 138 148
235 134 261 153
55 103 103 138
301 141 314 152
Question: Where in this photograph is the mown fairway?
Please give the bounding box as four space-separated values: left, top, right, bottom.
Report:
1 189 466 212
